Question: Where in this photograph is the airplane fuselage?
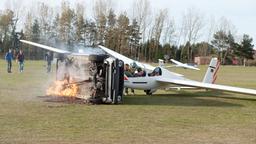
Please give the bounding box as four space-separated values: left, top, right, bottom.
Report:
124 76 162 90
123 67 184 94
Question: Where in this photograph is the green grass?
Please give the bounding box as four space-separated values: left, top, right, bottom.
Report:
0 60 256 144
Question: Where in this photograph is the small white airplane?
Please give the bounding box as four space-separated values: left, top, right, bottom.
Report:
99 45 256 96
158 58 200 71
20 40 256 96
170 59 200 71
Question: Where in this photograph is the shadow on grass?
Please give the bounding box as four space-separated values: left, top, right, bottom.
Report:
210 95 256 102
123 91 244 107
37 90 255 107
194 90 256 102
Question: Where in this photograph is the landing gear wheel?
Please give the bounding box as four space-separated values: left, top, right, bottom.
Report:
145 90 152 96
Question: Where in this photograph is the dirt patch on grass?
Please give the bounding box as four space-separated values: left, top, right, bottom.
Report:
38 96 90 105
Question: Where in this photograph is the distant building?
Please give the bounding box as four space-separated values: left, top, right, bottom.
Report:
194 56 212 65
232 57 239 65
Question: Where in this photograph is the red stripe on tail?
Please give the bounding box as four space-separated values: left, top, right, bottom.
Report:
212 60 221 84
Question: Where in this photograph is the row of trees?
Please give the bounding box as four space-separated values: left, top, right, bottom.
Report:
0 0 254 64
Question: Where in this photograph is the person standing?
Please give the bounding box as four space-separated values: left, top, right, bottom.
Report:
45 52 53 73
124 64 135 95
16 50 25 73
5 49 13 73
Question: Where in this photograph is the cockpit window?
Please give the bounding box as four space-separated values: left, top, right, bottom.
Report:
134 67 146 77
149 67 162 77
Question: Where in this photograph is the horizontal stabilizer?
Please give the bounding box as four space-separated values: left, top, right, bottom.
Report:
170 59 200 71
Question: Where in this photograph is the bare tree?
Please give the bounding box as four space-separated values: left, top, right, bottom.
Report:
180 7 205 62
37 2 53 37
162 16 176 45
217 17 237 36
206 15 217 43
149 9 168 61
23 11 33 58
24 12 33 40
132 0 151 42
4 0 22 20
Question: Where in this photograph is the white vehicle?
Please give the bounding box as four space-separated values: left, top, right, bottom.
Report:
20 40 124 104
20 40 256 97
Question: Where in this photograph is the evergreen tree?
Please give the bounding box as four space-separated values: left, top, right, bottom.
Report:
129 19 141 60
32 19 41 59
116 13 130 56
75 14 85 44
105 9 117 49
234 34 254 66
59 1 75 48
211 30 229 63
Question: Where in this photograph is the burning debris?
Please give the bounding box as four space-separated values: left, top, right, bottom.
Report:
45 54 124 104
46 80 80 97
19 40 125 104
46 56 92 100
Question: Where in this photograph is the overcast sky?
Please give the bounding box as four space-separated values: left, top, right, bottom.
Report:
1 0 255 47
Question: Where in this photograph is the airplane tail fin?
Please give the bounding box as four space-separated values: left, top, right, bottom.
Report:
158 59 164 67
202 58 221 84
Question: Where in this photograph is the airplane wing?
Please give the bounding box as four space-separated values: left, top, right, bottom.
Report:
99 45 155 71
170 59 200 70
20 40 71 54
157 77 256 95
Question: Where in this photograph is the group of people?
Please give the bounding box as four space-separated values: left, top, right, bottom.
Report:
5 49 24 73
4 49 53 73
124 63 147 95
124 63 146 78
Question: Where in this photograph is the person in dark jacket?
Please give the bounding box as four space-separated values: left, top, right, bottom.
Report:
16 50 25 73
124 64 135 95
5 49 13 73
45 52 53 73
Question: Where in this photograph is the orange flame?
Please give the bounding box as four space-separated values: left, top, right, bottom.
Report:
47 80 79 97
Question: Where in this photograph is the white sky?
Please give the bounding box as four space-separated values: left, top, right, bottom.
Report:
1 0 255 47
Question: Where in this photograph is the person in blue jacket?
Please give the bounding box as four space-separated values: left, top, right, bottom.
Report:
5 49 13 73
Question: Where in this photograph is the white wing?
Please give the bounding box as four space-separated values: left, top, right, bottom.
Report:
20 40 71 54
157 77 256 95
99 45 155 71
170 59 200 70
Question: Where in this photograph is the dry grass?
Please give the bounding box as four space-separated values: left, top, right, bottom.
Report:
0 60 256 144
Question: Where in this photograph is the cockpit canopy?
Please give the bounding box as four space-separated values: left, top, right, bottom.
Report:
149 67 162 76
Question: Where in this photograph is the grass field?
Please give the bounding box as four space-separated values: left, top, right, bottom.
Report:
0 60 256 144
